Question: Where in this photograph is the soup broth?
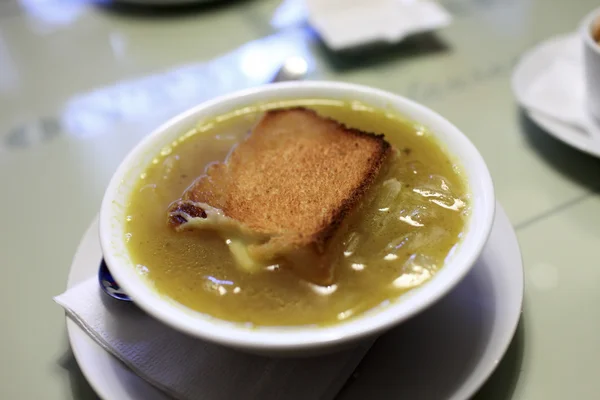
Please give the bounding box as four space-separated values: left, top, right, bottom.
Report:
124 100 469 326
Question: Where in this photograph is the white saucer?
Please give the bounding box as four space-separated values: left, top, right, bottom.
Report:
65 203 523 400
512 33 600 158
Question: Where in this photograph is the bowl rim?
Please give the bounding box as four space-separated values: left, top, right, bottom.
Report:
100 80 496 351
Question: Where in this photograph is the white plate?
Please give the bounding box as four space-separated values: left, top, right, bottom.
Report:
65 203 522 400
512 33 600 158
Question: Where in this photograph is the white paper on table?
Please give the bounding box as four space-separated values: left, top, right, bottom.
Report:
305 0 452 50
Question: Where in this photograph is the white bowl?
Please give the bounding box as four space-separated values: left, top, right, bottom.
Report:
100 81 495 356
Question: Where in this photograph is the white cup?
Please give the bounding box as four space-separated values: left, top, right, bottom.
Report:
582 7 600 121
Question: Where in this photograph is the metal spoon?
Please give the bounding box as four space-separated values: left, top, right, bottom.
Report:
99 56 309 302
99 258 132 301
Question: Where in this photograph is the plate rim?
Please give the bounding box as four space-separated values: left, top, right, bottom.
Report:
65 203 523 400
447 202 523 399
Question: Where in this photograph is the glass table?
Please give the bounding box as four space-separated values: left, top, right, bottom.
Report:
1 0 598 398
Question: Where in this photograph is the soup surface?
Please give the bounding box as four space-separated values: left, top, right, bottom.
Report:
124 99 469 326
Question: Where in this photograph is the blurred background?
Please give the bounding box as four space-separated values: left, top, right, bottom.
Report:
2 1 600 399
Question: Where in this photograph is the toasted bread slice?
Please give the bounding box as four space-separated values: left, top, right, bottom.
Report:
168 107 391 285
